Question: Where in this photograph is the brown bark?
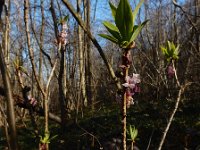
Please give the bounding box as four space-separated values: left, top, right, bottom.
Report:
85 0 94 110
77 0 87 110
24 0 45 96
0 44 18 150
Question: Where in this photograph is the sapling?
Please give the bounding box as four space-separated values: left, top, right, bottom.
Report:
99 0 148 149
127 125 138 150
158 41 191 150
39 132 58 150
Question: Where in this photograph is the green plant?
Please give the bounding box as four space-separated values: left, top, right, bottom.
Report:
127 125 138 143
57 15 69 25
13 58 28 75
99 0 148 48
161 41 180 62
39 132 58 144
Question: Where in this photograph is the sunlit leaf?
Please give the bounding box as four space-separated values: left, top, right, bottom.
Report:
99 34 118 44
127 20 148 47
161 41 180 61
103 21 122 41
132 0 144 25
115 0 126 38
115 0 133 40
109 1 117 19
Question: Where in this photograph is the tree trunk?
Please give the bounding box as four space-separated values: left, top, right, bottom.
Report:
85 0 94 110
77 0 87 115
39 0 45 96
58 48 67 131
0 44 18 150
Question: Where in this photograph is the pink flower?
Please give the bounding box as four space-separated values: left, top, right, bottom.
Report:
28 96 37 107
62 24 68 30
39 143 47 150
134 84 141 93
167 65 175 78
60 31 67 38
58 25 68 46
122 73 141 89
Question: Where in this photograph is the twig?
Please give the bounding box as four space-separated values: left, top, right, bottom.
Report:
157 82 192 150
146 129 155 150
77 123 103 148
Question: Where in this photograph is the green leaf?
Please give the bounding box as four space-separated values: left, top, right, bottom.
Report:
115 0 133 40
132 0 144 25
161 41 180 61
103 21 122 41
161 46 167 55
127 20 148 47
174 44 180 55
124 0 134 38
109 1 117 19
57 15 69 25
130 125 133 138
115 0 126 39
49 135 58 141
132 128 138 140
120 40 129 48
99 34 118 44
64 15 69 22
167 41 171 51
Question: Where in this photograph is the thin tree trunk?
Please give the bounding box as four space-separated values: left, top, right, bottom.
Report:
0 44 18 150
83 0 88 107
4 0 10 71
39 0 45 94
77 0 86 119
0 102 11 150
58 47 67 131
43 58 58 150
85 0 94 110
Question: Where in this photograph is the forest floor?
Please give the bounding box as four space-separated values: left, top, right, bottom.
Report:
0 101 200 150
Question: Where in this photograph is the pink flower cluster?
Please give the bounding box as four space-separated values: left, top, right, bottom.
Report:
116 73 141 108
167 65 175 78
58 23 68 46
28 96 38 107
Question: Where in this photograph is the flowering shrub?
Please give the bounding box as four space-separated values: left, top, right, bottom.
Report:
99 0 147 149
161 41 180 78
56 15 69 47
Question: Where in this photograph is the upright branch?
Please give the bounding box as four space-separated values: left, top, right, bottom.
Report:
122 49 130 150
158 41 192 150
99 0 147 149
